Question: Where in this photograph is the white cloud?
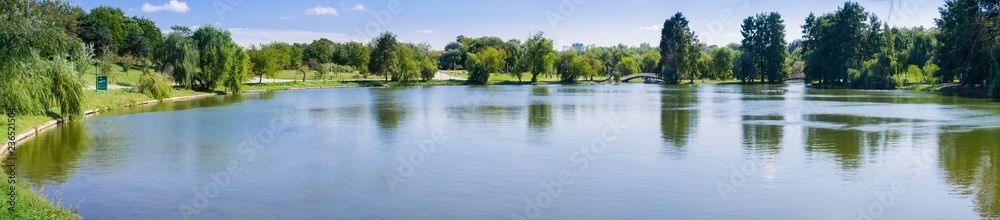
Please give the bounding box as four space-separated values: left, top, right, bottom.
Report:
349 4 365 11
637 25 660 31
280 15 293 20
141 0 189 13
417 29 434 34
305 6 339 16
228 28 354 47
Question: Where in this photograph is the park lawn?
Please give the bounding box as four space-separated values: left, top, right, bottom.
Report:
0 173 81 220
81 64 147 87
272 70 369 81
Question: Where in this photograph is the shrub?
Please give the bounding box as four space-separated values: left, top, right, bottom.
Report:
138 73 173 100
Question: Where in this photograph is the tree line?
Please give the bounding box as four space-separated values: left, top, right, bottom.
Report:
4 0 1000 120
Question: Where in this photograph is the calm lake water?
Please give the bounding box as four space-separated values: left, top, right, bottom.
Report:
7 83 1000 219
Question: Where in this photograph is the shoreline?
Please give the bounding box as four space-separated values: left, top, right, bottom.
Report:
0 83 371 161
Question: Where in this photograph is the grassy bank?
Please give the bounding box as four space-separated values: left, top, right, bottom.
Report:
0 173 80 219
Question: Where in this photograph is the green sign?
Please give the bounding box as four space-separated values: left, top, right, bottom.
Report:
97 76 108 91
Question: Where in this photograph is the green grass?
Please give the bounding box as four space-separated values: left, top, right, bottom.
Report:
271 70 369 81
0 173 80 220
81 65 146 87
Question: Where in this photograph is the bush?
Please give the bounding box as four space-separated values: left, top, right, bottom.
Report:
138 73 173 100
420 58 437 81
99 52 117 83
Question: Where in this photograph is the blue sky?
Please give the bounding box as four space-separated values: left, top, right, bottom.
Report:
76 0 945 50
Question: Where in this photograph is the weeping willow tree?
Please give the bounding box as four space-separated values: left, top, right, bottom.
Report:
1 0 86 118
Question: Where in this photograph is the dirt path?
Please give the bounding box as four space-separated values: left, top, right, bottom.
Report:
434 72 466 80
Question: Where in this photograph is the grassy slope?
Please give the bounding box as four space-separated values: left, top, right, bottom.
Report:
0 173 80 220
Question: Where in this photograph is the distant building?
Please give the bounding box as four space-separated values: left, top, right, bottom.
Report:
572 43 584 51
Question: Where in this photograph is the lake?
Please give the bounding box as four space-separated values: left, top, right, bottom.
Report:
7 83 1000 219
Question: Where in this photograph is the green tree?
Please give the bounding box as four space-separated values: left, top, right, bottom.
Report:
77 14 114 56
192 26 248 92
370 32 399 82
304 38 335 64
393 44 419 83
641 51 661 73
741 12 788 83
160 30 200 89
420 57 438 81
467 46 506 85
248 44 288 83
88 6 127 54
801 2 876 86
660 12 697 84
525 32 554 83
710 47 736 80
616 56 641 79
344 42 370 77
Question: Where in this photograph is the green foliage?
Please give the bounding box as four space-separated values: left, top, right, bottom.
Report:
72 43 97 78
616 56 641 77
922 63 940 84
99 51 118 82
526 32 555 83
802 2 880 86
641 51 661 73
192 26 248 92
370 32 399 82
304 38 335 64
138 72 172 100
420 57 438 81
740 12 788 83
345 42 370 76
78 14 114 56
734 52 757 82
936 0 997 92
660 12 698 84
249 43 288 82
393 45 419 83
709 47 736 80
160 31 199 89
467 46 507 85
88 6 127 53
118 54 137 72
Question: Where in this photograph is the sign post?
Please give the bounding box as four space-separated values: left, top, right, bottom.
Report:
97 76 108 93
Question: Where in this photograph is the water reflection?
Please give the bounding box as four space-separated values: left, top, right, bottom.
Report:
742 115 784 156
373 88 408 131
528 102 552 132
6 122 89 186
803 114 906 173
660 86 698 158
938 128 1000 219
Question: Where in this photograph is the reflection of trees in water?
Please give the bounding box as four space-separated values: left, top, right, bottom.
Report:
660 87 697 158
528 102 553 132
373 90 407 131
5 122 89 186
529 87 553 132
938 128 1000 219
803 115 902 173
742 115 784 156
